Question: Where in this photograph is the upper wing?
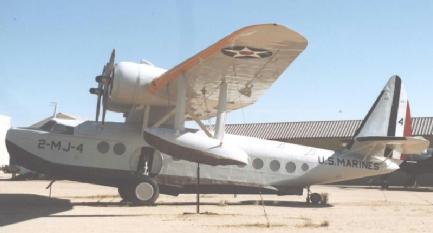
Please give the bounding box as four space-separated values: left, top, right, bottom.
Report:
147 24 308 120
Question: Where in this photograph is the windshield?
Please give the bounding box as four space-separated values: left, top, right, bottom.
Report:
39 120 74 135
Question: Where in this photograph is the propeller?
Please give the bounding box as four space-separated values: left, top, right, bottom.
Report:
89 49 115 124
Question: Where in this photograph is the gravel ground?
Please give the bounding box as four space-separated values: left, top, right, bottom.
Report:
1 179 432 233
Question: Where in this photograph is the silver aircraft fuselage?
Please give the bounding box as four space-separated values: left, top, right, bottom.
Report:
6 121 399 195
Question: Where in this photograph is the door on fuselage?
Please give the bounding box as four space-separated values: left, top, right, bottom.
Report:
137 147 162 176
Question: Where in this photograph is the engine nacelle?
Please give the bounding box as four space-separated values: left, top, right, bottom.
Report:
109 62 167 108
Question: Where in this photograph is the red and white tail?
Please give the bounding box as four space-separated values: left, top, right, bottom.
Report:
349 76 428 160
397 101 412 160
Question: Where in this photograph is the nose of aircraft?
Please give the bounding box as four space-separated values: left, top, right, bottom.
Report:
6 128 21 163
5 128 34 169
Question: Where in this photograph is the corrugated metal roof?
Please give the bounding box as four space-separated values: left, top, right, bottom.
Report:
223 117 433 139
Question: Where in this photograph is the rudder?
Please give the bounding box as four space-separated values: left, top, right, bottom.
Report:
348 75 416 160
353 75 411 139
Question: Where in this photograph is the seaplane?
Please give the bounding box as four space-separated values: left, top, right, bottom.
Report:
6 24 429 206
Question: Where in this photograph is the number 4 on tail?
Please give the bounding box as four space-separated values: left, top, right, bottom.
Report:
398 118 404 125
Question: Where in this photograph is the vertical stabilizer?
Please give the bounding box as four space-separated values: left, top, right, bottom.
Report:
354 75 411 139
349 76 416 160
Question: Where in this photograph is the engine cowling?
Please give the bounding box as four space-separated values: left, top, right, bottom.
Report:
109 62 167 109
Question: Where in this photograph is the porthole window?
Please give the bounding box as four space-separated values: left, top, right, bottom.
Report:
113 143 126 155
97 141 109 154
302 163 309 171
252 158 264 169
286 162 296 173
270 160 280 171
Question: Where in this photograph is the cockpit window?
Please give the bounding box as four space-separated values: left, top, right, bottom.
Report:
51 123 74 135
39 120 56 131
39 120 74 135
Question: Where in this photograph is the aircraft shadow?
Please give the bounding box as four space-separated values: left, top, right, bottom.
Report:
338 186 433 192
156 200 332 208
47 214 149 217
73 200 332 208
0 194 72 227
237 200 332 208
71 201 154 207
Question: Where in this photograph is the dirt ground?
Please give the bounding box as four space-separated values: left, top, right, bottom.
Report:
1 174 433 233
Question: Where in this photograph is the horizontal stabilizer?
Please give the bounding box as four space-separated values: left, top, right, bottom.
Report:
347 76 427 160
143 128 248 166
355 136 429 155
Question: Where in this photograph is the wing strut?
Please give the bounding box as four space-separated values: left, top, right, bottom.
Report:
141 105 151 131
174 75 187 134
214 79 227 141
151 109 175 128
190 115 213 138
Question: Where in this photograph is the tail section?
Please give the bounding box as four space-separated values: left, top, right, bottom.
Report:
354 75 410 139
348 76 429 160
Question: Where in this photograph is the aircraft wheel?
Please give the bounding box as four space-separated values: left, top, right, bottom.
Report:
310 193 322 205
125 177 159 205
381 182 389 190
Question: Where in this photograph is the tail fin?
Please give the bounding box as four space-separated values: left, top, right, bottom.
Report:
348 76 428 160
354 75 411 139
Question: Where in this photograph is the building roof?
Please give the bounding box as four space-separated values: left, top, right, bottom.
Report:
224 117 433 140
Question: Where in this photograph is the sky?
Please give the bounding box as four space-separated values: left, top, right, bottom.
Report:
1 0 432 127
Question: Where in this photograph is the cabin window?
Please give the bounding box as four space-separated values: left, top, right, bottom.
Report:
97 141 110 154
113 143 126 155
270 160 280 171
286 162 296 173
252 158 264 169
302 163 309 171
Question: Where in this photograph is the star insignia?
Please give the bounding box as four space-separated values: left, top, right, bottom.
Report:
221 46 272 59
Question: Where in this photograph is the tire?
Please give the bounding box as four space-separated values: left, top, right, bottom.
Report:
124 176 159 205
310 193 322 205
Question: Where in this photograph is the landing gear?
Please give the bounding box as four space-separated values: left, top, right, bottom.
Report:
117 186 129 202
305 186 324 205
380 175 389 189
381 182 389 190
310 193 322 205
118 176 159 205
404 174 418 188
